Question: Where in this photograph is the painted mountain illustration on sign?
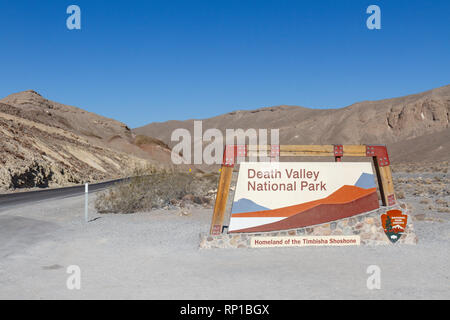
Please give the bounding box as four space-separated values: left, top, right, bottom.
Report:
354 173 376 189
231 198 270 214
229 185 379 233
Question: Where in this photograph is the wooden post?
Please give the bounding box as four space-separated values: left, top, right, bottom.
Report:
368 145 396 207
374 162 396 206
209 165 233 235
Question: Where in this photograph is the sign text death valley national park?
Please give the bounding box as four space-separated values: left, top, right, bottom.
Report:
247 168 326 192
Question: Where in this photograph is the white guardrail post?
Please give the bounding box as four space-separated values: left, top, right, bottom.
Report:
85 183 89 223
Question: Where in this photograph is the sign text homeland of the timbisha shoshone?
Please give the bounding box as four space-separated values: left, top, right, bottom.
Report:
250 235 360 248
228 162 379 233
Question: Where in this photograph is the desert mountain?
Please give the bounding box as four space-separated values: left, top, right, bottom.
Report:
134 85 450 163
0 90 176 190
1 86 448 190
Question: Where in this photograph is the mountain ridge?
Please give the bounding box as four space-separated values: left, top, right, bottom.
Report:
1 85 448 190
134 84 450 163
0 90 178 190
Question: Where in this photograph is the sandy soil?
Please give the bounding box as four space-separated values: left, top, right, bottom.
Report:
0 188 449 300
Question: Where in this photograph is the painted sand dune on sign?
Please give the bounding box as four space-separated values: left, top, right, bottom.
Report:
229 189 379 233
232 185 377 218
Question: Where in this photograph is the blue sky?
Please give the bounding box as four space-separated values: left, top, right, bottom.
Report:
0 0 449 127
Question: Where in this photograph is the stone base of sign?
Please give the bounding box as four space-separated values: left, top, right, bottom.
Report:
199 202 418 249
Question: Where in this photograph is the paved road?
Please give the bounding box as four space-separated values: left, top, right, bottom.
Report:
0 179 126 210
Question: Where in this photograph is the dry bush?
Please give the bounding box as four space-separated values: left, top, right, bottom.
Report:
413 213 426 221
392 161 448 173
396 190 405 199
426 200 450 214
95 167 218 214
134 135 169 149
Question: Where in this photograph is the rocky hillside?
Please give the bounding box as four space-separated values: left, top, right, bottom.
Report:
1 86 448 190
0 90 176 190
134 85 450 163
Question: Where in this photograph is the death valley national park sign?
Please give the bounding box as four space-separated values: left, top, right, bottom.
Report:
228 162 380 233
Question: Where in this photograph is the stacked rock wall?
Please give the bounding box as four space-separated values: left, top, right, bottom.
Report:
200 203 418 249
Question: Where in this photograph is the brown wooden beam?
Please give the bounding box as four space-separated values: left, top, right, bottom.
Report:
248 145 368 157
343 145 367 157
372 158 396 206
209 165 234 235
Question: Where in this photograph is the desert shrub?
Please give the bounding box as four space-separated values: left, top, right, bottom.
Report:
396 190 405 199
95 167 218 214
435 199 448 207
134 135 169 149
392 161 449 173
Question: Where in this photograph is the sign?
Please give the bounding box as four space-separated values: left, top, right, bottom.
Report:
250 236 361 248
228 162 379 233
381 209 408 243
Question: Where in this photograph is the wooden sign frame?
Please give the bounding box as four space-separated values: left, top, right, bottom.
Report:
209 144 396 235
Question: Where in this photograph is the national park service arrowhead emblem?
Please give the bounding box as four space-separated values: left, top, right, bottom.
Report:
381 209 408 243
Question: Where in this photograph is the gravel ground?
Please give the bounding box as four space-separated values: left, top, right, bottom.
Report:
0 185 449 300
